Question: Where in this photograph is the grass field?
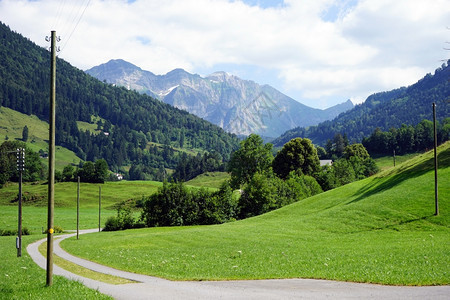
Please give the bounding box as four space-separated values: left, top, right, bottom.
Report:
0 180 163 232
0 235 112 299
60 142 450 285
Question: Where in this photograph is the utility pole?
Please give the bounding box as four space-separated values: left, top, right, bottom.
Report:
393 150 396 167
99 186 101 232
46 30 59 287
77 176 80 240
16 148 25 257
432 102 438 216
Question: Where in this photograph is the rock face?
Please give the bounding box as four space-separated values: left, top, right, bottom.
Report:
86 59 353 137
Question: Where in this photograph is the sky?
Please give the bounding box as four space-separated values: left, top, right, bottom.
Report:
0 0 449 109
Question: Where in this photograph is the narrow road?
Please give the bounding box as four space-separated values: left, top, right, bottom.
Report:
27 230 449 299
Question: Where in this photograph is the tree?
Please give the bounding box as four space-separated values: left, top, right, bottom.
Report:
94 159 109 183
316 146 327 159
22 125 29 142
272 138 320 179
77 161 95 183
332 159 356 186
343 144 370 160
228 134 273 189
62 164 74 181
238 172 278 219
0 141 44 186
333 133 346 158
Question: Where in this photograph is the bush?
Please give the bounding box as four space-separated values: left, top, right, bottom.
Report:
238 171 323 219
103 206 138 231
141 181 238 227
53 225 64 233
103 216 121 231
1 227 32 236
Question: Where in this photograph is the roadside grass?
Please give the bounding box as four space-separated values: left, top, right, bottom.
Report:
38 241 135 285
0 235 112 300
61 143 450 285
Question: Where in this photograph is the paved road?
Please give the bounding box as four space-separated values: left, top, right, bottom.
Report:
27 230 449 299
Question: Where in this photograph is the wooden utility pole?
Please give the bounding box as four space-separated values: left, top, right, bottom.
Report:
393 150 396 167
46 30 57 286
77 176 80 240
433 102 438 216
99 186 101 232
17 148 24 257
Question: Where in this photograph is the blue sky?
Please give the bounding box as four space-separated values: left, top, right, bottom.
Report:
0 0 448 109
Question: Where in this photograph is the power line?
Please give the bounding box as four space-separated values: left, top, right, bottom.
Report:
57 0 91 54
51 0 67 31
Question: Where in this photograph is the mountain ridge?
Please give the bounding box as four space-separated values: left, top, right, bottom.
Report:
86 59 353 138
272 62 450 147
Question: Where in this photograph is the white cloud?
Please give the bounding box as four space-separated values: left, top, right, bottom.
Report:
0 0 448 108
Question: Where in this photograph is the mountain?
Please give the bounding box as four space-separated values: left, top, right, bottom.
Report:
0 22 239 179
272 62 450 147
86 59 353 138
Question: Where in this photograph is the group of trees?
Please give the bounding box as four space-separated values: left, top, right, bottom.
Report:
315 144 378 191
227 135 323 218
105 181 237 231
141 181 237 227
0 141 44 187
171 151 225 182
59 159 109 183
0 139 109 186
362 118 450 156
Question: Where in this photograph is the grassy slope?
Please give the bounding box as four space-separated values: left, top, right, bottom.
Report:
374 152 419 171
186 172 230 188
0 106 81 170
61 142 449 285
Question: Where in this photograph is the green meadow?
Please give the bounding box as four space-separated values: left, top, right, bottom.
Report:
0 180 163 232
0 235 112 299
59 142 450 285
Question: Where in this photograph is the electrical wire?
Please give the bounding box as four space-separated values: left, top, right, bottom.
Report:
54 0 91 55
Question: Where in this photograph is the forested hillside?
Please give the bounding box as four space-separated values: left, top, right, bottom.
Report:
273 62 450 147
87 59 353 138
0 22 239 177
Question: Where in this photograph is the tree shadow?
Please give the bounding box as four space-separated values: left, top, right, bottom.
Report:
349 147 450 204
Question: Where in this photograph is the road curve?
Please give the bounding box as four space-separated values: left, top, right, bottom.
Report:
27 230 449 300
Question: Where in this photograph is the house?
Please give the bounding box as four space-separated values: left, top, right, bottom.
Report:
320 160 333 167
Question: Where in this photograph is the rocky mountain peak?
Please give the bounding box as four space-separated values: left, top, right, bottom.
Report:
86 60 353 138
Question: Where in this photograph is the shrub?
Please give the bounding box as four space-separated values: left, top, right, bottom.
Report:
53 225 64 233
103 216 121 231
103 205 138 231
1 227 32 236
